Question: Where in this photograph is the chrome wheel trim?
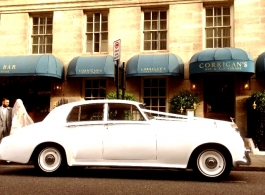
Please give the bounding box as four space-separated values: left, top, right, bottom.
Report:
197 150 226 177
38 147 62 172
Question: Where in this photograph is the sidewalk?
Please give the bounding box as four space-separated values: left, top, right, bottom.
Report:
232 153 265 171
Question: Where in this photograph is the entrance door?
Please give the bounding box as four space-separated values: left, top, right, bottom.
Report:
0 77 51 122
204 75 235 121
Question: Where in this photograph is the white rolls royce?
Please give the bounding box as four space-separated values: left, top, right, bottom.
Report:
0 99 250 181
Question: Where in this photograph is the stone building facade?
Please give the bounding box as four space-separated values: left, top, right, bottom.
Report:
0 0 265 137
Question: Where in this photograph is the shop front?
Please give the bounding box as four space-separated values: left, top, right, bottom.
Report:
126 53 184 112
0 54 64 122
67 55 115 100
189 47 255 121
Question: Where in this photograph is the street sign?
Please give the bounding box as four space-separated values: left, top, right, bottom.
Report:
113 39 121 61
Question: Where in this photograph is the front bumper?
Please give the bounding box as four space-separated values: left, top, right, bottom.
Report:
235 149 251 166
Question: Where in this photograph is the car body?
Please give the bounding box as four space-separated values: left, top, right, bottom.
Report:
0 99 250 181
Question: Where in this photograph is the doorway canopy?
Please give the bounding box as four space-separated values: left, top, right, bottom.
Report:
126 53 184 77
67 55 114 78
189 47 255 75
0 55 64 79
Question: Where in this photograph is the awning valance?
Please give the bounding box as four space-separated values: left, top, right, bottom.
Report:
0 55 64 79
189 48 255 75
126 53 184 77
256 52 265 75
67 55 114 78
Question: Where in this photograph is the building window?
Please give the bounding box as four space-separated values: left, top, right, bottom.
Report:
32 16 53 54
143 78 166 112
84 79 106 100
86 12 108 53
205 7 231 48
143 10 167 51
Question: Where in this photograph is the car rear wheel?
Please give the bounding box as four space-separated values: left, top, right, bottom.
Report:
192 147 231 181
34 146 66 175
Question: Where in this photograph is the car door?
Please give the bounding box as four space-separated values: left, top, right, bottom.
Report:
66 103 105 160
103 103 157 160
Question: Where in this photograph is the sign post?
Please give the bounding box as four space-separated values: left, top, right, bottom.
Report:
113 39 121 61
113 39 121 99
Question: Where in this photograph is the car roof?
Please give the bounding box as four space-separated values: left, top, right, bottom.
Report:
43 99 143 123
58 99 142 108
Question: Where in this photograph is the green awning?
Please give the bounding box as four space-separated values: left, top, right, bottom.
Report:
0 55 64 79
67 55 114 78
189 48 255 75
256 52 265 75
126 53 184 77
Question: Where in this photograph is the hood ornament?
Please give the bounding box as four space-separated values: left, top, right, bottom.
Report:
230 117 238 129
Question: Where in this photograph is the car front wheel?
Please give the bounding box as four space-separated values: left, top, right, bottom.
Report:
34 146 66 175
193 148 231 181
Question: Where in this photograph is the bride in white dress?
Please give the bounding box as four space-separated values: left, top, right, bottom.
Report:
10 99 34 135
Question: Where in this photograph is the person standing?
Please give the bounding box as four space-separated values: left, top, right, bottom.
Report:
10 99 34 135
0 98 12 142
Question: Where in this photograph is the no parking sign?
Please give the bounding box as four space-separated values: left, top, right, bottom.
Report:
113 39 121 61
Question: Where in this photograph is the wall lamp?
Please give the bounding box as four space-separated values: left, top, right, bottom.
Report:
191 81 197 91
53 82 62 94
253 101 257 109
193 102 197 110
243 79 250 90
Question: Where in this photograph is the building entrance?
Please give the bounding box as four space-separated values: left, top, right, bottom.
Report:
0 77 51 123
203 75 235 121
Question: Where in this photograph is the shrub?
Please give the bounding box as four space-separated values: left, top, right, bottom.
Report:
248 90 265 150
106 91 136 101
169 90 199 115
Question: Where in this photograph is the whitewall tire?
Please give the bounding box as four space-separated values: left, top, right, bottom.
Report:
193 148 231 181
34 146 66 175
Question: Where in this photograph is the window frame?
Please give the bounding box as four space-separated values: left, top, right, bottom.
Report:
204 5 234 48
141 77 168 113
107 103 146 121
29 13 53 54
66 103 105 122
84 11 109 54
82 78 107 100
142 9 168 51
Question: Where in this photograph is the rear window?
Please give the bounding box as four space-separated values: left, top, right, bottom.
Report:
67 103 104 122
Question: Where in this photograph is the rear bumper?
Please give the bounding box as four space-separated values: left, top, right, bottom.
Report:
235 149 251 166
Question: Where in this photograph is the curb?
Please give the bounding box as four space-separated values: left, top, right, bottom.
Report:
232 166 265 172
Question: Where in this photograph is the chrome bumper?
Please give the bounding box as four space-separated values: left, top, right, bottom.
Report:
235 149 251 166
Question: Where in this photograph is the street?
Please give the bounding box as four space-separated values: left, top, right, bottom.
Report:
0 165 265 195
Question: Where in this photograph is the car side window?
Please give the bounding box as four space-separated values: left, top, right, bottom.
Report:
108 103 145 121
67 106 80 122
66 103 104 122
80 103 104 121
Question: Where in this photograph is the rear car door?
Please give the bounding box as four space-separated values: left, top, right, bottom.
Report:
66 103 105 160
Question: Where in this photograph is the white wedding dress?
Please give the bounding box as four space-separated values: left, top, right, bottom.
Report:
10 99 34 135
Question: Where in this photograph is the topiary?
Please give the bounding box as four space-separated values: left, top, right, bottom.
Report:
169 90 199 115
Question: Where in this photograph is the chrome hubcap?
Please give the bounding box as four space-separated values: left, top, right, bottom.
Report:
45 154 55 165
205 157 218 169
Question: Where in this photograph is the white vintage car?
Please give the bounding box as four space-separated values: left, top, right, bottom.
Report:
0 99 250 181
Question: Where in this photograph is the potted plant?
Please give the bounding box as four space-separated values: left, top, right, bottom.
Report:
169 90 199 115
248 90 265 150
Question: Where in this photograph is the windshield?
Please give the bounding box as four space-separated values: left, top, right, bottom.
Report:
139 103 155 120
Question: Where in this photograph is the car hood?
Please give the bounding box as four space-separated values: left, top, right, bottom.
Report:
150 116 238 133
